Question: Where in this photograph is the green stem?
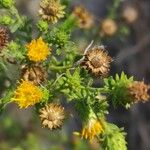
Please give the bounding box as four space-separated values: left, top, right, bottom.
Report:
108 0 121 19
51 73 66 87
49 65 71 70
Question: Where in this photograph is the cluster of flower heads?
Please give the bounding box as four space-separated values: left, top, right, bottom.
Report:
72 5 118 36
0 0 149 149
72 3 139 37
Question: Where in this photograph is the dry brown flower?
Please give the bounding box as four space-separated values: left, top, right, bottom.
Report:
73 6 94 29
0 27 8 51
39 103 65 130
39 0 65 23
21 65 47 85
101 19 117 36
128 81 150 103
80 46 113 77
123 6 138 23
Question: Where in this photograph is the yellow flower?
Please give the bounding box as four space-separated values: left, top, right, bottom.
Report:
39 0 65 24
74 118 103 141
12 80 43 108
26 37 50 62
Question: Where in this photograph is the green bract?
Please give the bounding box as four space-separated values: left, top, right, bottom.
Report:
104 72 134 107
37 20 49 32
101 123 127 150
0 15 14 25
0 0 14 8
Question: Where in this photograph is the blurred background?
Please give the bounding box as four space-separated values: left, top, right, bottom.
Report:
0 0 150 149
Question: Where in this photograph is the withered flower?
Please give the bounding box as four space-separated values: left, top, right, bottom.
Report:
128 81 150 103
39 103 65 130
73 6 94 29
80 46 112 77
39 0 65 23
21 65 47 85
123 6 138 23
101 19 117 36
0 27 8 51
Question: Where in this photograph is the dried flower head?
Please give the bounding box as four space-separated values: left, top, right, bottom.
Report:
73 6 94 29
0 27 8 51
123 6 138 23
21 65 48 85
101 19 117 36
12 80 43 108
128 81 150 103
39 103 65 130
26 37 50 62
39 0 65 23
74 118 103 141
81 46 112 77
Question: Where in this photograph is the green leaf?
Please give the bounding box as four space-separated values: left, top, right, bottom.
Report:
103 72 134 107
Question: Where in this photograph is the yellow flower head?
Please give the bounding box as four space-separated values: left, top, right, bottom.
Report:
26 37 50 62
12 80 43 108
74 118 103 141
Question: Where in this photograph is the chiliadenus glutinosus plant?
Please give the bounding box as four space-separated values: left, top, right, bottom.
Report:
0 0 149 149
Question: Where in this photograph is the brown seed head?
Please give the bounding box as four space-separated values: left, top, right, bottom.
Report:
39 0 65 23
21 65 47 85
101 19 117 36
39 103 65 130
73 6 94 29
0 27 8 51
81 46 113 77
128 81 150 103
123 6 138 23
